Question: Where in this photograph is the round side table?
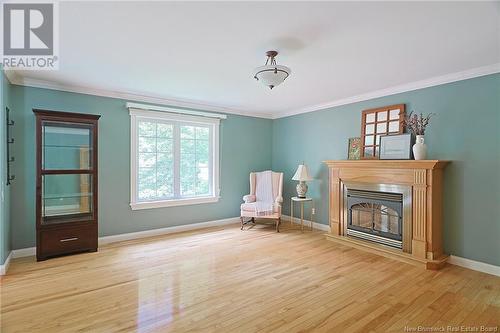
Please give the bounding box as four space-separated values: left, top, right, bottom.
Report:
290 197 315 232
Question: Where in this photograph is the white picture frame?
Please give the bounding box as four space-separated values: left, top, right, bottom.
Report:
379 134 413 160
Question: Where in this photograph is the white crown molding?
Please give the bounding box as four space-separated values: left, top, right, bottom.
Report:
272 63 500 119
4 63 499 120
4 73 274 119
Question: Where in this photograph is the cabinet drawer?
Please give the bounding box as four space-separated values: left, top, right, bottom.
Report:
39 225 96 258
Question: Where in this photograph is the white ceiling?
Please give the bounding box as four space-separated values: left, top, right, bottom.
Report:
8 1 500 118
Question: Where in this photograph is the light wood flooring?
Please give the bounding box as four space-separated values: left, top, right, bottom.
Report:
1 223 499 333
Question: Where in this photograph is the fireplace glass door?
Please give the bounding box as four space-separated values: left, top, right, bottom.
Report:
349 202 401 240
346 189 403 247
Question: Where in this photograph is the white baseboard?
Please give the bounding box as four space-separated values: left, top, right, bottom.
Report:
98 217 239 245
7 217 240 264
448 255 500 277
11 247 36 259
282 214 331 232
0 252 12 276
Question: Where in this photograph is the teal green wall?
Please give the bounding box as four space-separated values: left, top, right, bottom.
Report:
272 73 500 266
10 85 272 249
7 73 500 267
1 70 12 264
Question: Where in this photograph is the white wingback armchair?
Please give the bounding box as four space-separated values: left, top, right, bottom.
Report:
240 171 283 232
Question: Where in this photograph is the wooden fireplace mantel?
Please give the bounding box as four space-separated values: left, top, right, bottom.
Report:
324 160 450 269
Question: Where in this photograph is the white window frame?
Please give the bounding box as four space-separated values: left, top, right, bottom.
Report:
129 108 220 210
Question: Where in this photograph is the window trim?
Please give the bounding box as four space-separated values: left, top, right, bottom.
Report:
129 108 220 210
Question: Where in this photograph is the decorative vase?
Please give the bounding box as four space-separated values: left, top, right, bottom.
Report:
413 135 427 160
296 181 308 198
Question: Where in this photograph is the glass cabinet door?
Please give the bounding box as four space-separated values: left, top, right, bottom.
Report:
42 121 94 170
40 120 95 225
42 174 94 224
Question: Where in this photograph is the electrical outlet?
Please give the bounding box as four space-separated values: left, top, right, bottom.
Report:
312 208 315 215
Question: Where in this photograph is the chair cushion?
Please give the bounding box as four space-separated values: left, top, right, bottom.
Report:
241 202 279 213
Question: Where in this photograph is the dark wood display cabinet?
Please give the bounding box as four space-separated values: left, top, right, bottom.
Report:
34 109 101 261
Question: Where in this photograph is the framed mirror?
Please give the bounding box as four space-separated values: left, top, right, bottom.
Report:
360 104 405 159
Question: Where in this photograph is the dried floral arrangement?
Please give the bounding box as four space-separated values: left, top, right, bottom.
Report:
403 111 434 135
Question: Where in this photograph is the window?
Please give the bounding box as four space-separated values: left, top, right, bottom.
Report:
129 108 220 210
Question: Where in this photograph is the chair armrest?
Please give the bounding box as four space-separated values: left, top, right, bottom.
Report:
243 194 256 203
275 196 283 205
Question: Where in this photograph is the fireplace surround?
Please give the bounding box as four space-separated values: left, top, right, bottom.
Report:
324 160 449 269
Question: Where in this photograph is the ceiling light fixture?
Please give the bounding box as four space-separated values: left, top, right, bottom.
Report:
253 50 291 90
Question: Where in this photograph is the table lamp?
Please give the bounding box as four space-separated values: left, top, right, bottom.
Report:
292 164 312 198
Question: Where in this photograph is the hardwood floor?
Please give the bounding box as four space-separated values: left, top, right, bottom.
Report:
1 223 499 333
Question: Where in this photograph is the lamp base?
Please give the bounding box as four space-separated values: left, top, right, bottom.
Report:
296 182 308 198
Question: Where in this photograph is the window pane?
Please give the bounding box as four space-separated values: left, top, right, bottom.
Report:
181 126 195 139
181 153 195 170
196 167 209 195
157 166 173 198
139 153 156 168
157 123 173 138
181 139 195 154
181 168 195 196
157 153 173 168
138 168 156 200
139 136 156 152
138 121 156 137
157 182 173 198
196 140 209 157
136 121 175 201
180 125 211 197
196 153 209 168
157 138 172 153
196 127 209 140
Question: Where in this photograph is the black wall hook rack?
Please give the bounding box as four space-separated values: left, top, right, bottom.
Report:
6 107 15 185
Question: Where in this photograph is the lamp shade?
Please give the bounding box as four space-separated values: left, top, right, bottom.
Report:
292 164 312 181
253 65 291 89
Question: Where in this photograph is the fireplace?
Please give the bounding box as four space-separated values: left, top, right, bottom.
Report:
325 160 449 269
343 182 413 253
346 189 403 249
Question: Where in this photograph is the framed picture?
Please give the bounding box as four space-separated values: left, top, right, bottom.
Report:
347 137 361 160
379 134 413 160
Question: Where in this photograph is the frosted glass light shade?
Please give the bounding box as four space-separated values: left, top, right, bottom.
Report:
292 164 312 181
253 65 291 89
